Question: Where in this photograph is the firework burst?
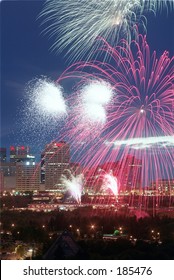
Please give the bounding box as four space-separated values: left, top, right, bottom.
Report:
39 0 174 61
28 78 67 118
60 79 114 142
39 0 144 61
102 171 119 196
18 77 67 150
146 0 174 12
61 170 84 204
57 34 174 199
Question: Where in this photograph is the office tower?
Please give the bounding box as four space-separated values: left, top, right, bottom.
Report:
0 162 16 190
150 179 174 196
119 155 142 192
10 146 34 163
69 162 82 175
84 162 120 195
0 148 7 162
44 141 70 191
16 162 40 192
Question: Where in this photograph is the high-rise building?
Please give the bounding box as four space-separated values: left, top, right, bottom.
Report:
10 146 34 163
44 141 70 191
118 155 142 192
16 162 40 192
84 162 120 195
10 146 16 162
84 156 142 194
0 146 36 191
149 179 174 196
69 162 82 175
0 148 7 162
0 162 16 190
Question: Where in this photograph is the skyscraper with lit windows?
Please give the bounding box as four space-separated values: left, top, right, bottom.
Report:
43 141 70 191
10 146 34 163
16 162 40 192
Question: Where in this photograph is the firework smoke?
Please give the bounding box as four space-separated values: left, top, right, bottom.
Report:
107 135 174 149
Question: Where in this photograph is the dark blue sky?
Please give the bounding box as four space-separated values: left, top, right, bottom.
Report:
1 0 174 159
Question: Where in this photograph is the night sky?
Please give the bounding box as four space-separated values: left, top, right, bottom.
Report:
1 0 174 160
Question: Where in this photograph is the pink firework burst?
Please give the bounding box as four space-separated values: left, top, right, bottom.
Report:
57 34 174 206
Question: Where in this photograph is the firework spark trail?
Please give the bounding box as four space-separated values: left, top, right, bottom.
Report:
61 171 84 204
102 171 119 196
57 34 174 198
39 0 144 61
39 0 174 61
145 0 174 11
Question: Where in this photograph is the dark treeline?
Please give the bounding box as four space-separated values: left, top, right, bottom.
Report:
1 208 174 242
1 207 174 259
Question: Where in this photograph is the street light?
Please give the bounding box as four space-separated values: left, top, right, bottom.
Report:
151 230 160 241
28 249 33 260
157 232 160 240
76 228 80 237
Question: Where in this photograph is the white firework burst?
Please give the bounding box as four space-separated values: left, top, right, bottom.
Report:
39 0 143 61
18 77 67 149
61 171 83 204
28 77 67 118
81 80 113 124
145 0 174 12
39 0 174 61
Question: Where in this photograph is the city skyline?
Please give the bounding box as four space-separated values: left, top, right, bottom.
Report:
1 1 174 157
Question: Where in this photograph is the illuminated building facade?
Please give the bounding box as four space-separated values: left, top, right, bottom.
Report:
10 146 34 163
69 162 82 175
44 141 70 191
118 155 142 192
149 179 174 196
16 162 40 192
84 156 142 195
0 162 16 190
